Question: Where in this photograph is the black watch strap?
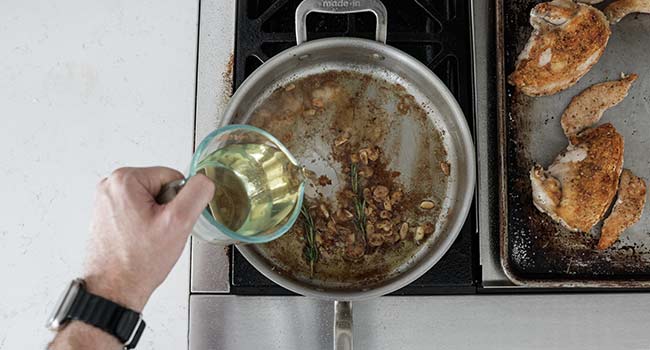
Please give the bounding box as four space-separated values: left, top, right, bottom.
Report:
68 286 146 349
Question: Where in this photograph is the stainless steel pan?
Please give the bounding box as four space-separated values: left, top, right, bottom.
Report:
219 0 476 348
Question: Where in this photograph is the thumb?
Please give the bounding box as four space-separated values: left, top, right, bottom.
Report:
167 174 215 226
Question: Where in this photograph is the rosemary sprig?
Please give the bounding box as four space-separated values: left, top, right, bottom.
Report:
300 204 318 277
350 163 367 242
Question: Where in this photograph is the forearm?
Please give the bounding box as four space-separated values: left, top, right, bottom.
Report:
47 168 212 349
49 321 122 350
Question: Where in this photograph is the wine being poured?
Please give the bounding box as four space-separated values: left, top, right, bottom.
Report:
197 143 304 236
155 125 306 244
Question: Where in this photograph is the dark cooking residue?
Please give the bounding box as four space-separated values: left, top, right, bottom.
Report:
248 70 449 285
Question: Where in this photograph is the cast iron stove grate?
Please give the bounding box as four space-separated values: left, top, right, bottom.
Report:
230 0 477 295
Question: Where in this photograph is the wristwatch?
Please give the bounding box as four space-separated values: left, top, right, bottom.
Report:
46 279 146 349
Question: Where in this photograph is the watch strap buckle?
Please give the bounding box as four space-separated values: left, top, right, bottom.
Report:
124 315 145 349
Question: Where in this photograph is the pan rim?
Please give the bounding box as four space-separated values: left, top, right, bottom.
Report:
227 37 476 300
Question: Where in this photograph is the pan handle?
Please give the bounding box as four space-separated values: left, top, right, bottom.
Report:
333 300 353 350
295 0 388 45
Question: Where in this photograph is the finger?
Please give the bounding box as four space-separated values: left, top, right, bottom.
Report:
121 166 185 197
166 174 215 225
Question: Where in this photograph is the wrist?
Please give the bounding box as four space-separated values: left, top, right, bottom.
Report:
83 274 150 313
50 320 123 350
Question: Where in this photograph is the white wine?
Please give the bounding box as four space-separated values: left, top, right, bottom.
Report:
197 143 303 236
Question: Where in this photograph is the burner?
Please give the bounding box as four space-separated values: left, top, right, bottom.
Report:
231 0 477 295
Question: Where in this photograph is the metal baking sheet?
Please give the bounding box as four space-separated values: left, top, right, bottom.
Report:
498 0 650 287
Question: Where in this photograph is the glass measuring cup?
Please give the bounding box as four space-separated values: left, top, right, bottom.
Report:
157 125 306 244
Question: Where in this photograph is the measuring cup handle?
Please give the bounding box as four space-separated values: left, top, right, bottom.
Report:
155 179 186 205
333 300 353 350
295 0 388 45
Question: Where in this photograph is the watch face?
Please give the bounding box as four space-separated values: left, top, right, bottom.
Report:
46 279 82 330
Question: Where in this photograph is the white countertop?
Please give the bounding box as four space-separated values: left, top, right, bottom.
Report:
0 0 199 348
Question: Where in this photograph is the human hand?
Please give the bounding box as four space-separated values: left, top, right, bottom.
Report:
83 167 214 311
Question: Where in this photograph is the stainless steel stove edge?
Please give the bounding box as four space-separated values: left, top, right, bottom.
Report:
189 294 650 350
472 0 514 287
190 0 236 294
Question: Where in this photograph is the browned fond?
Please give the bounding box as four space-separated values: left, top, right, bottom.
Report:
247 70 449 285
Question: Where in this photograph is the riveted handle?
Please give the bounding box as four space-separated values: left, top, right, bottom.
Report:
295 0 388 45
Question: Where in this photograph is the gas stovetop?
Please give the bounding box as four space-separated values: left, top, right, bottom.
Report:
190 0 504 297
229 0 477 296
187 1 650 349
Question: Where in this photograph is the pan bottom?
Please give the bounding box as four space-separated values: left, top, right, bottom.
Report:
245 69 452 289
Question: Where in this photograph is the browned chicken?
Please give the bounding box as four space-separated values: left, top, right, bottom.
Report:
530 123 624 232
509 0 611 96
605 0 650 23
598 169 647 249
561 74 637 140
532 75 648 246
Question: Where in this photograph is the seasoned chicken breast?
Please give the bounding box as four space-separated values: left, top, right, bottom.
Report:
509 0 611 96
530 123 624 232
561 74 637 140
598 169 647 249
605 0 650 23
